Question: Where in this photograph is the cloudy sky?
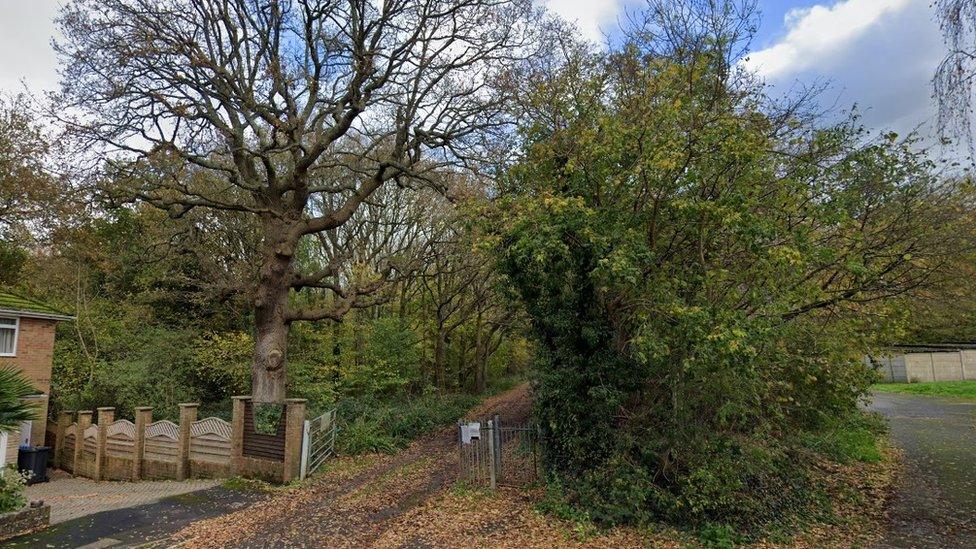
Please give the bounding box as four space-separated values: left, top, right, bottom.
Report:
0 0 947 140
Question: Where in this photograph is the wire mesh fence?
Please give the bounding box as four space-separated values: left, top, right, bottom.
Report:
458 414 539 489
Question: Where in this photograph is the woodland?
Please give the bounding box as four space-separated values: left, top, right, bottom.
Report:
2 0 976 537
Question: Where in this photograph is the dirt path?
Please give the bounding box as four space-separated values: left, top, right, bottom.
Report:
868 392 976 548
170 384 533 548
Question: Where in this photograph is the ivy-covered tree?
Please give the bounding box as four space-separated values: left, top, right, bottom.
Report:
496 0 973 530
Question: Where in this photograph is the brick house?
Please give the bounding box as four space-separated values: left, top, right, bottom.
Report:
0 291 73 463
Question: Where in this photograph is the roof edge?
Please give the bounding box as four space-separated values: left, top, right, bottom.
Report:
0 308 75 322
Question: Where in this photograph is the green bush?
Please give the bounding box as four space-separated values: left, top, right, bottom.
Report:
339 416 399 454
492 9 936 536
336 391 480 454
0 467 28 514
253 402 284 435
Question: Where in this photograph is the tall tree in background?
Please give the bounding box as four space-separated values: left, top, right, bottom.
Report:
0 96 63 242
54 0 535 402
0 95 76 285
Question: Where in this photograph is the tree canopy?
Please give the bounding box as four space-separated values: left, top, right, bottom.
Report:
493 0 974 530
53 0 537 401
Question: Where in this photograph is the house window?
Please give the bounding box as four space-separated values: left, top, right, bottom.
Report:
0 317 17 356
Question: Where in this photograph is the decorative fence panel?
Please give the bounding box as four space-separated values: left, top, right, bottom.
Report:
237 401 288 483
143 420 180 479
104 420 136 480
189 417 233 478
75 425 98 478
242 401 286 461
60 427 76 474
82 426 97 458
51 398 310 484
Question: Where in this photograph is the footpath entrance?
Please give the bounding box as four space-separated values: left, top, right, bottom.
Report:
458 413 539 489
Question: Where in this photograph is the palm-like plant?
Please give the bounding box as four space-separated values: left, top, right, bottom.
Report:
0 367 38 434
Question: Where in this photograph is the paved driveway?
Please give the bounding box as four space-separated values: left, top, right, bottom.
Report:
9 485 266 548
868 392 976 548
25 470 220 524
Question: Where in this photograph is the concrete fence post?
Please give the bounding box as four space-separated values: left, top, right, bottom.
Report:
94 407 115 481
283 399 307 483
73 411 92 477
492 413 502 479
132 407 152 481
231 396 250 476
177 403 199 480
52 411 73 469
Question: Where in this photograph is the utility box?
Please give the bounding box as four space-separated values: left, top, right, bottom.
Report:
460 422 481 444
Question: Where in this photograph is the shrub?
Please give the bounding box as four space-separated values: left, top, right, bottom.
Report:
493 5 944 535
338 416 399 454
336 391 481 454
0 467 28 514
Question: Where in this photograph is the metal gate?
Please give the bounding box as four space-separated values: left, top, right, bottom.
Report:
458 414 539 489
300 409 337 480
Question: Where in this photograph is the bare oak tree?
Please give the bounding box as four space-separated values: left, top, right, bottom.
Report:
54 0 534 401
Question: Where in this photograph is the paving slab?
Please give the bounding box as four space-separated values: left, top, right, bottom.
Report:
25 470 220 524
6 484 267 548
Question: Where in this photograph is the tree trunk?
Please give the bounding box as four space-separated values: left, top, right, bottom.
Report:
434 328 446 389
252 234 293 403
457 333 471 391
474 354 486 394
474 312 486 394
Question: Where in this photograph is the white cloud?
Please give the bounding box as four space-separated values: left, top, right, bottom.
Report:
543 0 623 45
744 0 913 80
0 0 61 96
739 0 949 149
0 1 623 96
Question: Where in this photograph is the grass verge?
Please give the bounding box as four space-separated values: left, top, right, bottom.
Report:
872 381 976 400
801 412 886 464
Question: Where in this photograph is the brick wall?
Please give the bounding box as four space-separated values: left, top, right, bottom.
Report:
0 317 56 393
0 317 56 449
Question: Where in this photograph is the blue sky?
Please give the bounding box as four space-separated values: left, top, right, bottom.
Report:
543 0 946 144
0 0 948 144
746 0 943 140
